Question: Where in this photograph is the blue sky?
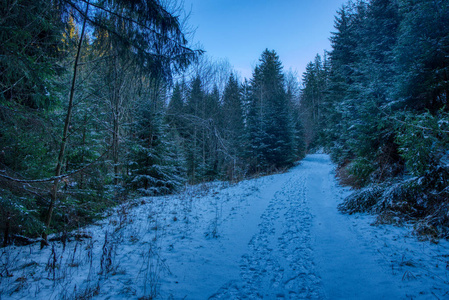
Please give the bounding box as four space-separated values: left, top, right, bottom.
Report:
183 0 348 80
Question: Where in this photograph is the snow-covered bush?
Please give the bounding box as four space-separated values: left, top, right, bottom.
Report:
372 179 425 216
339 166 449 238
346 158 376 188
338 185 383 214
395 111 449 177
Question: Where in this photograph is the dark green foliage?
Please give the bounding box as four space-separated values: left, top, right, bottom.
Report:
202 86 222 180
300 54 329 149
0 189 44 243
222 73 244 139
1 0 309 243
128 87 186 195
183 76 205 182
67 0 201 80
164 53 306 183
170 75 229 183
337 185 383 214
0 0 201 244
338 169 449 238
0 0 63 109
0 109 57 179
246 49 298 172
0 0 65 183
166 82 186 131
395 111 449 177
310 0 449 237
394 0 449 113
285 75 306 159
311 0 408 173
221 73 246 178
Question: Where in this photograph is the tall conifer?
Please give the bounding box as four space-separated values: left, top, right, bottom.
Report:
246 49 296 172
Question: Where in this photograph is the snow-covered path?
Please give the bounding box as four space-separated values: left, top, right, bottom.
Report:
1 154 448 299
209 157 321 299
306 155 404 299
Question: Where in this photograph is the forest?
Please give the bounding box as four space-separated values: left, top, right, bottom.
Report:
0 0 304 246
1 0 448 248
301 0 449 238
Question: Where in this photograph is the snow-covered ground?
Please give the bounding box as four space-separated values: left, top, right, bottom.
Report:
1 154 448 299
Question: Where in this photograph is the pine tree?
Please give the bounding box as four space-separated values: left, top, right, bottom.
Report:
319 2 368 164
128 83 186 195
300 53 329 149
0 0 63 109
202 85 222 179
184 76 204 182
285 72 306 159
246 49 296 172
348 0 401 182
40 0 200 239
394 0 449 113
222 74 245 155
167 82 186 131
0 0 200 244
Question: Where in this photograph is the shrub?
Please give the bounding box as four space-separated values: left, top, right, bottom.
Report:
0 189 44 245
338 185 383 214
339 165 449 239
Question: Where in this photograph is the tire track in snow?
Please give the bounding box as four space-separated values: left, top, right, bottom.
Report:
210 171 323 299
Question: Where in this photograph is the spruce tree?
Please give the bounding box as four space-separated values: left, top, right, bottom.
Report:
0 0 200 244
394 0 449 113
300 54 328 149
246 49 296 172
200 86 221 179
128 83 186 195
167 82 186 132
222 73 245 155
184 76 204 182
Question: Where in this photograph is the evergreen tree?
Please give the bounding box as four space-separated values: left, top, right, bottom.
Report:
222 73 245 155
300 53 329 148
184 76 205 182
167 82 186 131
41 0 200 238
0 0 63 109
246 49 296 172
324 2 368 164
316 0 448 188
285 72 306 159
348 0 401 183
0 0 200 244
0 0 67 243
128 83 186 195
394 0 449 113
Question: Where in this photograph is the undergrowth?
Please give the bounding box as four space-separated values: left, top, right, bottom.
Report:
338 166 449 239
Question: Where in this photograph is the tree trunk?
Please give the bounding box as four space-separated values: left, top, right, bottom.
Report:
3 212 10 247
113 111 119 186
80 116 87 189
42 1 90 247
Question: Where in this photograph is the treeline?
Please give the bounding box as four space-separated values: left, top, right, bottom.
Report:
166 50 304 185
301 0 449 237
0 1 304 244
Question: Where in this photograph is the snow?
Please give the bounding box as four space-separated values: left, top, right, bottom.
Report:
1 154 448 299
